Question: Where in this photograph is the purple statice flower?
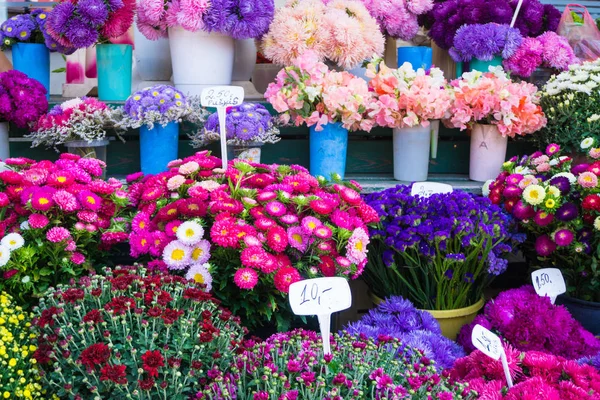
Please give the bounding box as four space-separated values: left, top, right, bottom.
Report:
487 250 508 275
64 17 98 48
77 0 109 26
449 23 523 62
203 0 274 40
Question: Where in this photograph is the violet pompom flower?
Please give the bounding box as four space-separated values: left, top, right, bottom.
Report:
449 23 522 62
77 0 109 26
203 0 274 39
359 0 433 41
0 70 47 128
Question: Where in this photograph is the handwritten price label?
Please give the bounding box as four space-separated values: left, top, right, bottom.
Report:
472 324 513 388
410 182 453 198
531 268 565 304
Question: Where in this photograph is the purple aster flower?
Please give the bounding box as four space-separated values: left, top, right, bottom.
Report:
450 22 523 62
554 229 574 247
549 176 571 195
535 234 556 257
64 17 98 48
555 202 578 222
463 273 474 283
107 0 124 11
572 163 590 175
235 119 258 141
203 0 274 40
47 2 75 34
77 0 109 26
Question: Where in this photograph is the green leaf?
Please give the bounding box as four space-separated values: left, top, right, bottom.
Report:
52 67 66 73
39 267 53 276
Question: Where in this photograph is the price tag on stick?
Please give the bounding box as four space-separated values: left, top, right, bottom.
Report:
531 268 566 304
200 86 244 170
411 182 453 198
472 324 513 388
289 277 352 355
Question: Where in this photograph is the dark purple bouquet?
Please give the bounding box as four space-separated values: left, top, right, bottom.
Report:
0 9 74 53
423 0 561 50
192 102 280 147
449 23 522 63
0 70 48 128
344 296 465 369
457 286 600 360
363 185 522 310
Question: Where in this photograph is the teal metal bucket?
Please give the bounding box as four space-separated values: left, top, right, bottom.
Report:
309 122 348 180
468 56 503 73
96 44 132 101
397 46 433 70
12 43 50 98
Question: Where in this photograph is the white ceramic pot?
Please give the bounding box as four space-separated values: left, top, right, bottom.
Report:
393 125 431 182
232 39 257 81
133 28 172 81
168 27 234 96
0 122 9 160
469 124 507 182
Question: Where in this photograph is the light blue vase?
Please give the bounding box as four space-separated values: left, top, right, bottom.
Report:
96 44 132 101
139 122 179 175
397 46 433 70
469 55 503 73
309 122 348 180
12 43 50 98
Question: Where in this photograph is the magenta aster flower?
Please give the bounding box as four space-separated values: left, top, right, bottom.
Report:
46 226 71 243
130 231 151 257
554 229 574 247
314 225 333 239
165 220 182 238
241 246 268 268
506 174 524 186
273 266 301 293
234 267 259 290
502 186 523 199
48 171 75 187
210 219 239 248
77 211 98 223
512 200 535 220
243 235 263 247
331 209 353 230
131 212 151 232
28 213 49 229
338 187 361 205
280 214 299 225
309 199 334 215
266 225 288 253
287 226 308 252
53 190 80 212
255 218 276 231
141 186 166 202
31 191 54 211
318 241 334 252
533 211 553 227
301 216 322 234
535 235 556 257
546 143 560 156
149 231 169 257
264 201 287 217
70 252 86 265
256 191 277 202
77 190 102 211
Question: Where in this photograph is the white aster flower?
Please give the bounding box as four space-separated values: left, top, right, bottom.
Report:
0 245 10 267
185 263 212 292
1 233 24 251
176 221 204 245
581 137 595 149
482 180 493 197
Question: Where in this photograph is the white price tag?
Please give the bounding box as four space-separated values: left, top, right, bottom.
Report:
472 324 513 388
289 277 352 355
411 182 453 197
200 86 245 169
531 268 566 304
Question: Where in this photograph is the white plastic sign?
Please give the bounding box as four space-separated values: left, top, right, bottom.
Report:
411 182 453 197
531 268 566 304
289 277 352 355
200 86 244 169
472 324 513 388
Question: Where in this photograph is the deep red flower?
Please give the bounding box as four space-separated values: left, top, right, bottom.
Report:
110 274 138 291
141 350 164 377
104 296 136 315
147 306 162 318
582 194 600 211
100 364 127 385
61 288 85 303
161 308 184 325
144 289 173 306
79 343 111 371
36 306 61 328
83 309 103 325
138 377 155 391
91 288 103 297
183 287 212 302
2 269 18 280
318 256 336 277
33 343 53 364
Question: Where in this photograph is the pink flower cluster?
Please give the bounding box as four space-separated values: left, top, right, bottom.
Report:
265 51 376 132
367 59 452 128
261 0 384 69
34 97 108 131
451 344 600 399
446 68 547 137
503 32 579 78
359 0 434 41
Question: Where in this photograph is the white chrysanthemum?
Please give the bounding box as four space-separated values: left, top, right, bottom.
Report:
1 233 24 251
0 244 10 267
162 241 191 270
595 217 600 231
523 185 546 206
514 166 531 174
482 180 493 197
552 172 577 184
176 221 204 245
581 137 595 149
185 263 212 292
547 186 561 198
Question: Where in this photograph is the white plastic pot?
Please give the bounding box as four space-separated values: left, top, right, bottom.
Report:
469 124 507 182
133 28 172 81
0 122 8 160
393 125 431 182
232 39 257 81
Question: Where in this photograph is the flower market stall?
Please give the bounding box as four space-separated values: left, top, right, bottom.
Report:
1 0 600 399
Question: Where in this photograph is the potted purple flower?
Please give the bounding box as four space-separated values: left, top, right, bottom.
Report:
1 10 74 97
191 102 280 164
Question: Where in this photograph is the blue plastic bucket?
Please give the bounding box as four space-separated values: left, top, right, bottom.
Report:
468 55 503 73
12 43 50 98
309 122 348 180
139 122 179 175
96 44 132 101
397 46 432 70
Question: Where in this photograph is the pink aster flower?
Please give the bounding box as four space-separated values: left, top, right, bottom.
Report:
287 226 308 252
264 201 287 217
536 163 551 173
234 268 259 290
506 174 524 186
243 235 263 247
85 224 97 233
132 212 151 233
46 227 71 243
31 191 54 211
336 256 352 269
179 161 199 175
48 171 75 187
338 187 361 205
88 180 115 195
331 209 353 230
255 218 276 231
261 254 279 274
77 158 105 177
318 241 334 252
314 225 333 239
518 175 539 189
76 211 98 224
554 229 574 247
130 231 152 257
126 172 144 183
535 235 556 257
267 226 288 253
77 190 102 211
210 219 239 248
310 199 335 215
22 168 48 185
167 175 186 191
301 216 322 234
65 240 76 251
74 222 85 231
280 214 299 225
187 185 209 200
141 186 166 202
578 172 598 188
533 211 553 227
165 220 182 238
28 213 49 229
256 191 277 202
241 246 269 268
274 266 301 293
589 148 600 159
70 252 86 265
149 231 169 257
546 143 560 156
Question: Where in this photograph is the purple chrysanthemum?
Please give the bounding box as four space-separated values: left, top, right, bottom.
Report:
77 0 109 26
64 17 99 48
549 176 571 195
203 0 274 40
555 202 578 222
46 2 75 34
450 23 522 62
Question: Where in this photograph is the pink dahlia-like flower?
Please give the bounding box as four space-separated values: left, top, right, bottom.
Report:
578 172 598 188
336 256 351 269
331 209 353 230
46 227 71 243
241 246 268 269
243 235 263 247
167 175 186 191
234 268 259 290
210 219 239 248
255 218 276 231
65 240 77 251
141 186 166 202
70 252 86 265
22 168 49 185
31 191 54 211
267 226 288 253
187 185 209 200
77 211 98 223
78 158 105 177
264 201 287 217
179 161 199 175
77 190 102 212
274 266 301 293
260 254 279 274
28 213 49 229
310 199 334 215
338 187 361 205
256 191 277 202
280 214 299 225
287 226 308 252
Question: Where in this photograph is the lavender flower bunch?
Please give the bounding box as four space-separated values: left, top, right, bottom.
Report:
191 102 280 147
0 10 73 53
449 23 523 63
363 185 522 310
115 85 191 130
344 296 465 369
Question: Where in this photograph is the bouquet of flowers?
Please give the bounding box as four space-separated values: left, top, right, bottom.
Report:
32 265 246 399
457 286 600 359
0 292 43 399
190 102 280 147
136 0 274 40
125 151 380 330
265 51 376 132
345 296 465 369
0 9 74 53
198 329 469 399
28 97 116 151
0 70 48 128
485 142 600 301
449 23 523 63
538 59 600 151
114 84 190 130
366 57 451 129
358 0 433 41
503 31 579 78
260 0 384 69
45 0 135 50
362 185 521 310
422 0 561 50
446 67 547 138
0 154 129 302
450 344 600 398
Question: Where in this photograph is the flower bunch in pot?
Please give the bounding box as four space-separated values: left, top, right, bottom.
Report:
1 9 74 97
265 51 376 179
136 0 274 95
190 102 280 165
45 0 136 100
366 56 451 182
446 67 546 182
0 154 129 304
485 140 600 334
362 184 523 339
